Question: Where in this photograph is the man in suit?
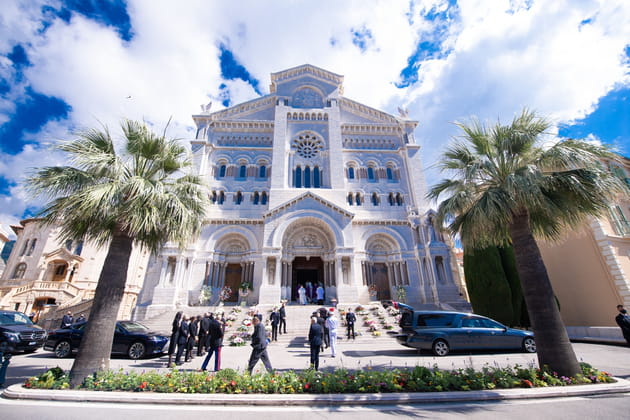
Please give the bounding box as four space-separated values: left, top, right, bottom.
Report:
186 315 199 362
616 305 630 346
247 316 273 374
60 311 73 328
270 307 280 341
198 313 210 356
201 314 224 371
345 308 356 340
279 302 287 334
308 316 323 370
175 315 190 365
318 307 330 349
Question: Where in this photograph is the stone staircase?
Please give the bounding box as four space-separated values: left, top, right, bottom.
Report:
136 302 402 347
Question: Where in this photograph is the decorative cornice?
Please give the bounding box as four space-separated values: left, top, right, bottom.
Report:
192 96 276 124
339 98 400 124
353 219 410 226
270 64 344 92
204 219 264 225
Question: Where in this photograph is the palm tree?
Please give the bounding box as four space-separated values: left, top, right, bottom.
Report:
428 109 627 377
27 120 207 387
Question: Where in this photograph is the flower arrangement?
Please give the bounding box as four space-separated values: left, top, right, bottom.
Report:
396 286 407 303
239 281 251 293
355 305 365 312
219 286 233 302
230 337 246 346
368 284 377 297
26 363 615 394
242 317 252 327
198 285 212 305
372 330 382 336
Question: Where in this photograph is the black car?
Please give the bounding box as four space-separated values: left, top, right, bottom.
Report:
44 320 169 359
396 309 536 356
0 310 47 353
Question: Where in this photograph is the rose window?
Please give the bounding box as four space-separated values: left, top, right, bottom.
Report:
293 134 323 159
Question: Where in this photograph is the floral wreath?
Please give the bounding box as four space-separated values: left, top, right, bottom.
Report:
219 286 233 301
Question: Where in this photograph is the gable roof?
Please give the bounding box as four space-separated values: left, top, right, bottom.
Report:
264 191 354 219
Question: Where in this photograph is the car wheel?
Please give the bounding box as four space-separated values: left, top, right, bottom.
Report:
128 342 146 360
432 339 450 356
523 337 536 353
54 340 72 358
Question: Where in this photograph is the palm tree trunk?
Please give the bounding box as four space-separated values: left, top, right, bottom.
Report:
69 229 133 387
508 211 581 377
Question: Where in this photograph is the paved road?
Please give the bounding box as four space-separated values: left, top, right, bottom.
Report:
2 339 629 388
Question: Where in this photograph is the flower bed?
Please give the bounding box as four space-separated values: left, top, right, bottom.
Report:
24 363 614 394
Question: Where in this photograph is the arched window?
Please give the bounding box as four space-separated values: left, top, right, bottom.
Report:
259 165 267 178
20 240 29 256
218 164 226 178
371 192 380 206
348 167 355 180
253 191 260 205
211 191 217 204
234 191 243 204
27 239 37 256
295 166 302 188
386 167 394 181
348 193 353 205
313 166 320 188
261 192 268 205
74 240 83 256
13 263 26 279
239 165 247 179
367 167 375 181
218 191 225 205
355 193 362 206
396 193 404 206
388 193 395 206
304 166 311 188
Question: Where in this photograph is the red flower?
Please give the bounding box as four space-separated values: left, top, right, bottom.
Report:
139 381 148 390
304 383 310 390
522 379 533 388
230 380 237 387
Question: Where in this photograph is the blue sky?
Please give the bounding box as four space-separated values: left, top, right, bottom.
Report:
0 0 629 230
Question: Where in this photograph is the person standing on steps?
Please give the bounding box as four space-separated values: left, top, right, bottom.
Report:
60 311 73 328
167 311 182 366
308 316 323 370
270 306 280 341
326 307 339 357
175 314 190 365
198 313 210 356
186 314 198 362
247 316 273 374
345 307 356 340
298 284 307 305
279 302 287 334
318 307 330 349
316 283 325 305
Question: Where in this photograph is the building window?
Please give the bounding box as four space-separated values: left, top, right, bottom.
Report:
386 167 394 181
261 192 268 205
295 166 302 188
253 191 260 205
13 263 26 279
609 205 630 236
65 240 73 251
293 133 323 158
371 192 380 206
218 191 225 205
74 240 83 256
55 264 66 276
234 191 243 204
218 164 226 178
348 167 355 180
348 193 353 205
27 239 37 256
313 166 320 188
259 165 267 178
388 193 395 206
304 166 311 188
211 191 217 204
396 193 404 206
238 165 247 179
20 240 29 256
355 193 362 206
367 167 375 181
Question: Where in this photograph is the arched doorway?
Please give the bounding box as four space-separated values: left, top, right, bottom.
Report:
291 256 323 302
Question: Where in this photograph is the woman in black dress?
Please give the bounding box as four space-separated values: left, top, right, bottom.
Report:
167 311 183 367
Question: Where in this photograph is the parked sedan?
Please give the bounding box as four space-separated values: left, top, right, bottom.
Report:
0 310 47 353
44 320 169 359
395 310 536 356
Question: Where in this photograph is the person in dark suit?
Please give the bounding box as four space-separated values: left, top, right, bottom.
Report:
60 311 73 328
198 313 210 356
313 311 326 352
279 302 287 334
247 316 273 374
616 305 630 346
167 311 182 366
318 307 330 349
201 314 224 371
308 316 323 370
270 307 280 341
175 314 189 365
187 315 199 361
345 308 356 340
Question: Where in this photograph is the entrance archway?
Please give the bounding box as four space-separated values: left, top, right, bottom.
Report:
291 257 323 302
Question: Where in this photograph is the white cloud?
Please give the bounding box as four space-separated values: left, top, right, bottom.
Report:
0 0 629 220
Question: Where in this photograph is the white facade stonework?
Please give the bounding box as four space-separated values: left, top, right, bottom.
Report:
135 65 467 319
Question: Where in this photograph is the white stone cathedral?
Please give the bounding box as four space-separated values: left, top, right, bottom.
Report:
134 64 468 319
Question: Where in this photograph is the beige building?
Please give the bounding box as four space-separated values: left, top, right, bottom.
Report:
538 156 630 334
0 218 149 328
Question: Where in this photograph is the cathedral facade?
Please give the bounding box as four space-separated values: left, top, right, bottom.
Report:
135 65 466 318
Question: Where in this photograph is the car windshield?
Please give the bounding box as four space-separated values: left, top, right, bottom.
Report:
118 321 149 333
0 311 33 326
